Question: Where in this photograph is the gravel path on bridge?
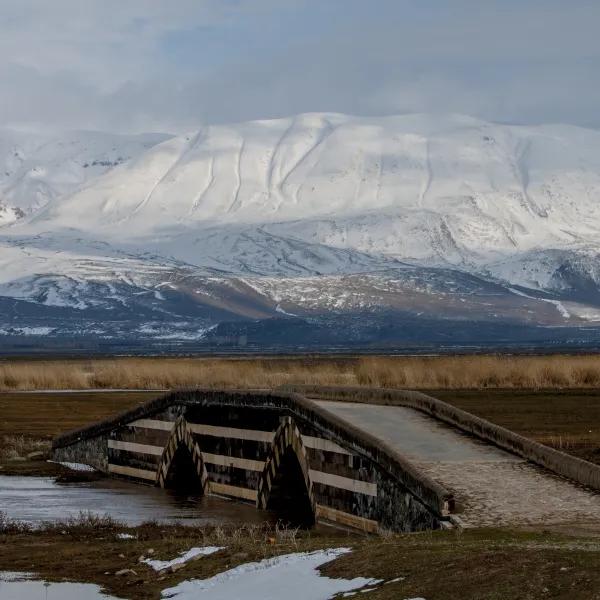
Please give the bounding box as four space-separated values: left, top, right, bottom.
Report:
316 401 600 528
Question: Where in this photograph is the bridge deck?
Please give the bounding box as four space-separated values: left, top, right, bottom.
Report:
316 400 600 528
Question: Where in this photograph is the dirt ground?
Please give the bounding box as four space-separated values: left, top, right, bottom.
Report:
0 390 162 476
0 390 162 440
0 520 599 600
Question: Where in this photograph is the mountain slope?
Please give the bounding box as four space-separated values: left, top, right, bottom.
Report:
0 129 170 220
2 113 600 349
20 113 600 254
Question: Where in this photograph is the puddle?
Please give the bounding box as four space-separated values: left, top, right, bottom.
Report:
0 476 270 526
0 572 122 599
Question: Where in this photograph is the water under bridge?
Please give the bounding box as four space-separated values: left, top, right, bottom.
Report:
52 387 600 532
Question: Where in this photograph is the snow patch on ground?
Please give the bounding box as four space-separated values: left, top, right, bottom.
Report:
161 548 381 600
0 572 34 582
509 287 571 319
565 304 600 321
143 547 224 572
50 461 96 472
544 299 571 319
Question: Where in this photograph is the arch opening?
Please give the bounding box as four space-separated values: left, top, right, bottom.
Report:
164 444 204 493
266 446 315 528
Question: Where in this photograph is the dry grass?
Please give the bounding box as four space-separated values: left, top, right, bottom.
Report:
3 355 600 390
0 435 50 460
432 389 600 465
354 355 600 389
0 391 160 441
0 357 356 391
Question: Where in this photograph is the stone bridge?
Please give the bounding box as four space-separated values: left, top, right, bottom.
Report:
52 387 600 532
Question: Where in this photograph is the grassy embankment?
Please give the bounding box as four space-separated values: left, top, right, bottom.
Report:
0 516 599 600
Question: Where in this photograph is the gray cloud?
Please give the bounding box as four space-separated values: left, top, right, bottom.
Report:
1 0 599 133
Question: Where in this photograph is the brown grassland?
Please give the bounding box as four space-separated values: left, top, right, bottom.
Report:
0 390 160 476
435 389 600 465
3 354 600 390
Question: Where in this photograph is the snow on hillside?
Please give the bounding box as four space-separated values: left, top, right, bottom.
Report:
0 240 180 309
11 113 600 271
2 113 600 342
0 129 170 217
15 114 600 239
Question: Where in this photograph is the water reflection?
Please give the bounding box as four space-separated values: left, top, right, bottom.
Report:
0 476 270 526
0 572 122 600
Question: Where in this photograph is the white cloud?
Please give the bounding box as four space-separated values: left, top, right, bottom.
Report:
1 0 599 133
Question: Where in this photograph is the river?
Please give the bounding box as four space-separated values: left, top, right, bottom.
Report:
0 475 269 526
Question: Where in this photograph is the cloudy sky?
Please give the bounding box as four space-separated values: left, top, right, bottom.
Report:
1 0 599 133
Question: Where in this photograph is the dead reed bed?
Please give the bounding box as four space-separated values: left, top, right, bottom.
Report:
354 355 600 389
0 358 355 391
0 435 49 460
1 355 600 391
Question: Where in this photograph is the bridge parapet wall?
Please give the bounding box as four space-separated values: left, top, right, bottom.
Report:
284 385 600 493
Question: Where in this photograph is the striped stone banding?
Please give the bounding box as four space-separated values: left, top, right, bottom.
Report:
109 439 265 472
257 416 316 515
121 415 375 516
187 423 275 443
132 420 350 456
309 469 377 496
108 436 373 495
315 504 379 533
302 436 351 456
118 417 374 503
156 417 209 491
202 452 265 472
209 482 258 502
131 418 175 431
108 439 163 456
108 463 157 482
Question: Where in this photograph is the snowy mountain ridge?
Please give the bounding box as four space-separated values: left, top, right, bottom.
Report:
0 129 170 222
2 112 600 347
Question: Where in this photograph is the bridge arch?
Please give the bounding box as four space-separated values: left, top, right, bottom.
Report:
156 417 209 493
257 417 316 527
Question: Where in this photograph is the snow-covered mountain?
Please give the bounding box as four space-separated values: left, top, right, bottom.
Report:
3 113 600 350
0 130 169 222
